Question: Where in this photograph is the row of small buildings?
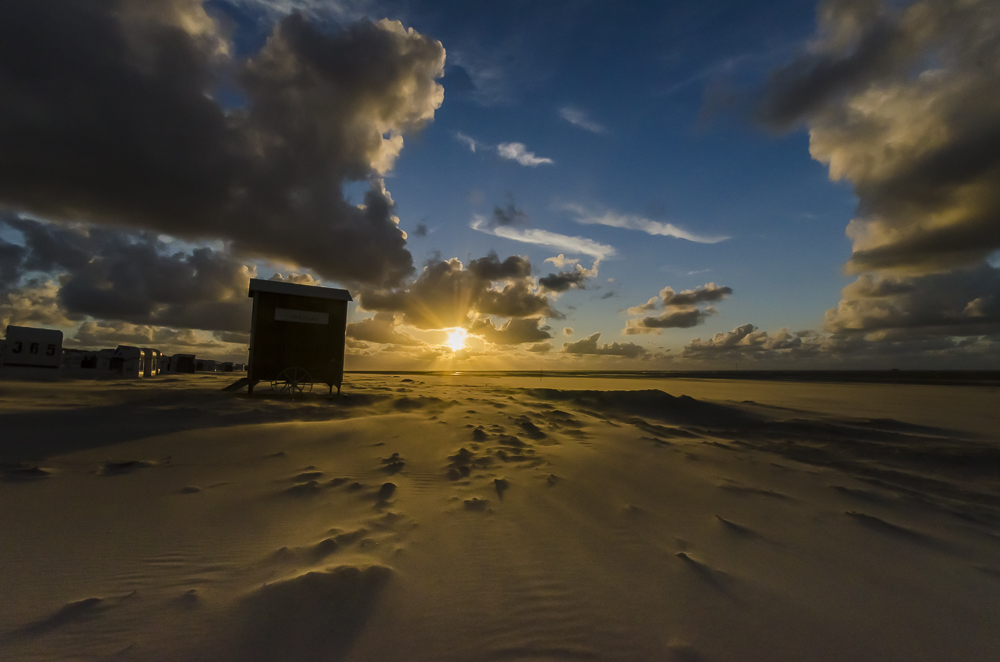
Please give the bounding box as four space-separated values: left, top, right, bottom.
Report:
0 325 244 380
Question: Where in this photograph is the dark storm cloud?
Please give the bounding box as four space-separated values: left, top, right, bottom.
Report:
0 238 24 292
469 317 552 345
758 0 1000 274
359 252 552 329
0 1 445 287
561 333 647 359
2 215 253 332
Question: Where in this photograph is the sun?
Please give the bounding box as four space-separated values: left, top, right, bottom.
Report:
445 328 467 352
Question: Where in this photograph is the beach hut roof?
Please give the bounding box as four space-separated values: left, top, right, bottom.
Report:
247 278 352 302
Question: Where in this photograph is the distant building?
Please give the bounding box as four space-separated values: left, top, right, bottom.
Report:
246 278 351 395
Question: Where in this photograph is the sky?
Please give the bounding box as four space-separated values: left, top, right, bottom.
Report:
1 0 999 370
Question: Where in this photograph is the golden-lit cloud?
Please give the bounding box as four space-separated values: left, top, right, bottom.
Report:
359 252 555 330
761 0 1000 275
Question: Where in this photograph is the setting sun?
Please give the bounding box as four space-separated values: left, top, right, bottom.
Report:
445 328 467 352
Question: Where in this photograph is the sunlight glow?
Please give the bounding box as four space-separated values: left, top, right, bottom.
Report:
445 328 467 352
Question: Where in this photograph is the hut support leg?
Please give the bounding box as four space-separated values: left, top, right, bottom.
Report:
248 379 259 395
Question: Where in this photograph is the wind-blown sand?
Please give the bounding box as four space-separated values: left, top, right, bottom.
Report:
2 373 999 661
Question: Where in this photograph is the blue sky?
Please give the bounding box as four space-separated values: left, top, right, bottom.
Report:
217 0 857 343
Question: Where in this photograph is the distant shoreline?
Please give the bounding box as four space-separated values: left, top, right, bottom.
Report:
346 369 1000 387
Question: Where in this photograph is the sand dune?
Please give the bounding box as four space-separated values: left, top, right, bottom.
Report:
1 373 999 661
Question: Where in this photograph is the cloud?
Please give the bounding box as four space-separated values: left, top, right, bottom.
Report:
469 317 553 345
538 270 588 293
470 217 615 261
496 142 554 166
346 312 424 346
623 283 732 334
0 4 446 287
563 327 574 336
681 321 1000 368
0 280 77 331
492 201 529 227
824 265 1000 336
559 107 605 133
683 324 815 361
537 260 598 294
757 0 1000 275
627 297 661 315
359 252 553 329
625 308 713 334
526 342 552 353
270 273 322 286
564 205 729 244
562 332 648 358
0 237 25 293
414 224 428 237
72 320 230 350
222 0 374 24
455 132 480 153
661 283 733 307
2 215 254 333
479 281 555 319
544 254 579 269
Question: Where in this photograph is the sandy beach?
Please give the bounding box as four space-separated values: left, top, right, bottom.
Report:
2 373 999 661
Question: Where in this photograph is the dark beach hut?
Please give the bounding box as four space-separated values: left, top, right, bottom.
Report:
246 278 352 395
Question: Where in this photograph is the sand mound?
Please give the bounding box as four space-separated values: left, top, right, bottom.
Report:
524 388 758 427
231 565 392 662
14 597 105 637
0 462 51 481
100 459 162 475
